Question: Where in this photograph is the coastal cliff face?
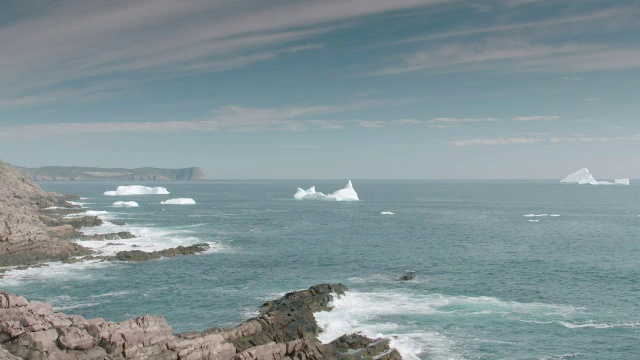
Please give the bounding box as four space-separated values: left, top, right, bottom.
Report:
12 166 207 181
0 161 90 266
0 284 401 360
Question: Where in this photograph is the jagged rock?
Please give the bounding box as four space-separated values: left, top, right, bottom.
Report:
76 232 136 241
0 160 93 266
0 285 403 359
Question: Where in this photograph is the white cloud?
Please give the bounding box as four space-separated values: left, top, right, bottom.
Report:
512 116 560 121
449 137 544 146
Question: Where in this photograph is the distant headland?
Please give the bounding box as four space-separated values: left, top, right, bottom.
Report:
9 165 207 181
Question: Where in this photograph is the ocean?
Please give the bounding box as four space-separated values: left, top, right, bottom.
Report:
1 180 639 359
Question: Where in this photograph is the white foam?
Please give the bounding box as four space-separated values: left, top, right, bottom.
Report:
112 201 139 207
381 211 395 215
66 201 86 207
560 168 598 185
44 206 64 210
76 221 225 256
104 185 169 196
529 219 539 222
294 181 359 201
598 178 630 185
63 210 110 219
559 321 640 329
524 214 549 217
314 290 578 360
161 198 196 205
0 260 114 287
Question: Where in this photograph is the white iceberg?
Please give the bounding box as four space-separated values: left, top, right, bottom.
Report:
293 181 359 201
560 168 598 185
599 178 630 185
294 186 327 200
113 201 139 207
161 198 196 205
104 185 170 196
326 181 359 201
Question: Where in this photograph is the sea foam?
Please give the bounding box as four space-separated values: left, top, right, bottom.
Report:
112 201 139 207
161 198 196 205
104 185 169 196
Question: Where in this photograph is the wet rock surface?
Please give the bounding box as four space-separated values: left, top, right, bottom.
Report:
0 284 402 359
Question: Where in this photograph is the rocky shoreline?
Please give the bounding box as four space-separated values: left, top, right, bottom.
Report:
0 160 210 272
0 284 401 359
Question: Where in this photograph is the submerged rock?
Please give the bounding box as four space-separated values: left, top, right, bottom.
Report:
399 271 416 281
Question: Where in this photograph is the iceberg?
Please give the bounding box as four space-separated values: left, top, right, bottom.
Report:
113 201 139 207
615 178 630 185
294 186 327 200
600 178 630 185
104 185 170 196
326 181 359 201
161 198 196 205
560 168 598 185
293 181 359 201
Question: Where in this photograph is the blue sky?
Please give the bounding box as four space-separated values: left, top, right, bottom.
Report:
1 0 639 179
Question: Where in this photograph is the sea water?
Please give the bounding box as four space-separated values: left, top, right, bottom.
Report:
1 180 639 359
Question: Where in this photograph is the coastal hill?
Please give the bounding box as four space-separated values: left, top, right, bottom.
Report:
10 165 207 181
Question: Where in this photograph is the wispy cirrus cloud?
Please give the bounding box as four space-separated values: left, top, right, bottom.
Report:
512 116 560 122
0 0 442 104
450 133 640 146
449 137 544 146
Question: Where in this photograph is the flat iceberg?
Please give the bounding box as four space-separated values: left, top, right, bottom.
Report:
599 178 630 186
161 198 196 205
560 168 598 185
104 185 170 196
113 201 139 207
293 181 359 201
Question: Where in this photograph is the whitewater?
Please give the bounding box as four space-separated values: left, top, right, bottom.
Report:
1 180 638 359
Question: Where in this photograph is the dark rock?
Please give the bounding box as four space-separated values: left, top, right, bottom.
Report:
110 243 210 262
76 231 136 241
399 271 416 281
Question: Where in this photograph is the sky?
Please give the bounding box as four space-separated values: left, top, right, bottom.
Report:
1 0 639 179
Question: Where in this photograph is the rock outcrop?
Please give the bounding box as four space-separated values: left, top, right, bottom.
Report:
11 165 207 181
0 161 92 266
0 284 402 359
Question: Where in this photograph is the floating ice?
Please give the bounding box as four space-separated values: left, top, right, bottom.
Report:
381 211 395 215
560 168 598 185
294 181 359 201
560 168 629 185
112 201 139 207
598 178 630 185
161 198 196 205
294 186 326 200
104 185 169 196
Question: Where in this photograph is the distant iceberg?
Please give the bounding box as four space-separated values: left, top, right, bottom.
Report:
104 185 170 196
598 178 630 186
161 198 196 205
560 168 598 185
113 201 139 207
560 168 629 185
293 181 359 201
294 186 327 200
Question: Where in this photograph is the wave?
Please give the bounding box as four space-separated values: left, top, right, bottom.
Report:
0 260 114 287
112 201 139 207
104 185 169 196
381 211 395 215
64 210 110 219
559 321 640 329
161 198 196 205
314 290 579 360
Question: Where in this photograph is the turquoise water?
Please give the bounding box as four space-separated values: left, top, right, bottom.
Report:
1 181 639 359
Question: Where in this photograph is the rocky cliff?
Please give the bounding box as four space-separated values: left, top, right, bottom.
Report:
12 166 207 181
0 160 91 266
0 284 402 360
